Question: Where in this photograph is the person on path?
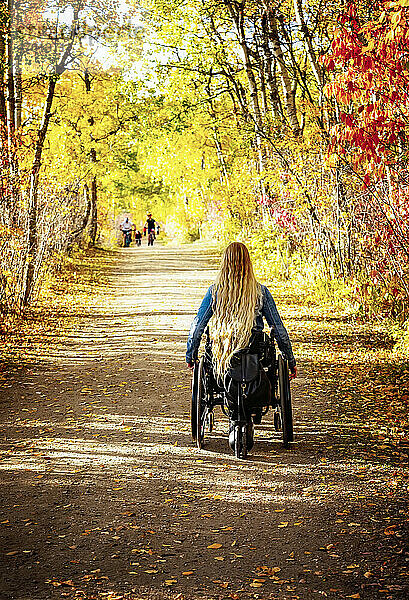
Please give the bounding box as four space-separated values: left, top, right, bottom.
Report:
144 213 156 236
119 217 133 247
134 229 142 246
186 242 297 378
144 213 157 246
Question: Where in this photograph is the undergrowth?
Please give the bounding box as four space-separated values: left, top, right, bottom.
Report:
0 247 109 368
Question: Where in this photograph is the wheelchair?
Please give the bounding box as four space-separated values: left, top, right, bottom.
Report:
190 328 294 459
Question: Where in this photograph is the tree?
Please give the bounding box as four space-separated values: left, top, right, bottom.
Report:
0 0 140 309
324 0 409 318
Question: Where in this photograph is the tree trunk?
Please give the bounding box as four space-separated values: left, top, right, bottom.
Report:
205 76 230 188
0 2 7 125
89 170 98 246
67 184 92 250
225 1 262 130
208 13 250 122
22 74 58 306
14 56 22 129
254 30 269 119
22 11 78 306
222 67 251 122
335 168 345 277
6 0 16 176
12 0 22 130
260 12 282 121
265 8 301 136
224 0 267 202
293 0 323 89
84 70 99 247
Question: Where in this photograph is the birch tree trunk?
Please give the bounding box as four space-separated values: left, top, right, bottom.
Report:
293 0 323 89
254 31 269 119
260 12 282 121
12 0 22 130
0 3 7 126
14 55 22 130
223 0 266 195
6 0 16 177
224 1 262 130
265 7 301 135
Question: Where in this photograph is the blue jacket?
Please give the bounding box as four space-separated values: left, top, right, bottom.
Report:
186 284 296 368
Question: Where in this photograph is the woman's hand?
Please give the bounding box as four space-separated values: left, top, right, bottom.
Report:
289 366 297 380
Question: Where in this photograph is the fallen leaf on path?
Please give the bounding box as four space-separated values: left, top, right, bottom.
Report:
207 543 222 549
257 566 280 576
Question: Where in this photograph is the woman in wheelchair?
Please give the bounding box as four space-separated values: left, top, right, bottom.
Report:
186 242 296 456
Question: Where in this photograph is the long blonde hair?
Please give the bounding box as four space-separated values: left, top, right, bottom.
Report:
210 242 261 376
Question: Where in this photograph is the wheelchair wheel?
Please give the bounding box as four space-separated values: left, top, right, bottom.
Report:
278 356 294 447
196 357 206 449
273 409 281 431
234 424 247 459
206 411 214 433
191 360 200 441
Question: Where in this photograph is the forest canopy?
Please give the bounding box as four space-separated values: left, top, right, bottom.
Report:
1 0 409 332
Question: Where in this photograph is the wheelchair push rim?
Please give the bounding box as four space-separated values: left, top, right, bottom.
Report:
196 357 206 448
191 357 210 449
191 361 199 441
278 355 294 447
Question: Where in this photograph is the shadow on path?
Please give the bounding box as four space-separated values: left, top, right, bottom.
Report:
0 243 407 600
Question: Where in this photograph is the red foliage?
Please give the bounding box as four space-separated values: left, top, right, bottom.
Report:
258 195 298 233
324 0 409 180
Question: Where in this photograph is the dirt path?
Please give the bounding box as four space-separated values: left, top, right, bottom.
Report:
0 244 408 600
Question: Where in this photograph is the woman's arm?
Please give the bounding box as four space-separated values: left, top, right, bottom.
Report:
186 286 214 365
262 286 296 370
